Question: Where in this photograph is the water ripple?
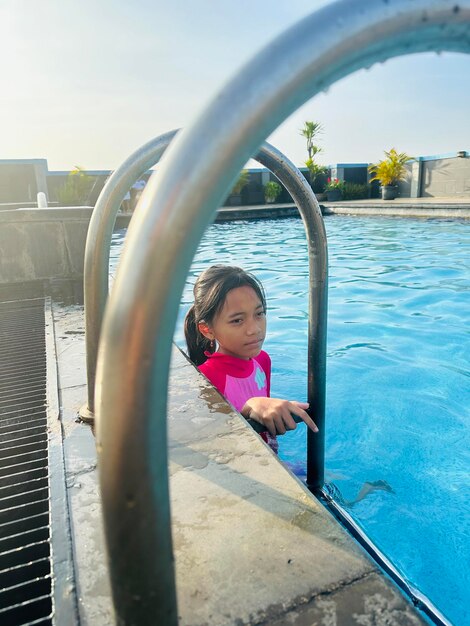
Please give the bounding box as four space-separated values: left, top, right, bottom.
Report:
112 215 469 625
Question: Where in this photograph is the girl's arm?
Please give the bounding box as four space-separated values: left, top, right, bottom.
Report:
240 398 318 437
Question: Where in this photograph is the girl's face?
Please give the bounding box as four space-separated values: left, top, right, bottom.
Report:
199 286 266 360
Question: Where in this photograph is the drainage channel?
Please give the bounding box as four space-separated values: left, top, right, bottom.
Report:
0 298 77 626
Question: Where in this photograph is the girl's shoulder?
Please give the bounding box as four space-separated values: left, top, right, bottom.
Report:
200 352 253 375
199 351 270 378
198 353 227 391
254 350 271 372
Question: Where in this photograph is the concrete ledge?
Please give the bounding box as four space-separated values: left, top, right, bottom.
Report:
117 200 470 226
216 204 300 221
0 207 128 287
0 208 93 284
323 201 470 219
0 207 94 221
2 199 467 289
52 304 426 625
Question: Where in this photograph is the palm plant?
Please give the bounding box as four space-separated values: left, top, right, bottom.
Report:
368 148 413 187
231 169 250 195
300 121 328 190
300 121 323 161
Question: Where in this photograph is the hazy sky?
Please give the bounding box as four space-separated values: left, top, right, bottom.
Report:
1 0 469 171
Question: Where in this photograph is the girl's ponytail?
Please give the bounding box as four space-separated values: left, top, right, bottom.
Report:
184 305 213 366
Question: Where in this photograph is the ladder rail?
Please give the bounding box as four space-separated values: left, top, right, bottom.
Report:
81 130 328 486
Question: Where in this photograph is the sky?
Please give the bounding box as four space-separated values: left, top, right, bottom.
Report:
1 0 470 172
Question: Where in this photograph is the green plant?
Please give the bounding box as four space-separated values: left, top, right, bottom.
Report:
342 182 369 200
324 177 345 191
264 181 282 202
231 169 250 195
300 121 323 161
305 159 328 186
56 166 95 206
368 148 413 187
300 121 327 188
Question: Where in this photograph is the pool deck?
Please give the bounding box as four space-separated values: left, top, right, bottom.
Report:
54 303 428 625
320 196 470 219
115 196 470 226
216 197 470 221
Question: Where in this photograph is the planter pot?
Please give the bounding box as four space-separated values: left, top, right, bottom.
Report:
326 189 342 202
382 185 398 200
229 194 242 206
315 193 327 202
265 197 275 204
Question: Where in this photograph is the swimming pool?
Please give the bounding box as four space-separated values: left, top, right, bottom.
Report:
111 214 469 624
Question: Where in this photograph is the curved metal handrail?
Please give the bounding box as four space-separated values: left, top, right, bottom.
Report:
80 129 178 420
80 129 327 442
255 146 327 488
95 1 470 623
87 137 327 622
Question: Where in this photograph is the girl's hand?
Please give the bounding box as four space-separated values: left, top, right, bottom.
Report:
241 398 319 437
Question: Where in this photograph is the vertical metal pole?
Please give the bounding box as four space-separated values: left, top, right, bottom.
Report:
306 239 328 490
255 146 328 490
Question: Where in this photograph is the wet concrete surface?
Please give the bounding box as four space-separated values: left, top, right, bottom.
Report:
52 303 427 625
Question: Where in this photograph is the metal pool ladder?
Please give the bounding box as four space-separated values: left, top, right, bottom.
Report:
90 1 470 624
82 133 327 625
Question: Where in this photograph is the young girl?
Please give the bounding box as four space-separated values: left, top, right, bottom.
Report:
184 265 318 452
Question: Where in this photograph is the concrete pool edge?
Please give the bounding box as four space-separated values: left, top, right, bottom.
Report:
1 201 467 292
122 199 470 223
52 303 428 625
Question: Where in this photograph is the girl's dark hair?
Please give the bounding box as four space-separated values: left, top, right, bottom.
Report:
184 265 266 366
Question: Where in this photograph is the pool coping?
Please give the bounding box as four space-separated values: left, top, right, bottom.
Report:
114 198 470 224
52 302 429 625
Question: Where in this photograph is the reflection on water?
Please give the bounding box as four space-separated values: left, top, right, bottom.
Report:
111 215 469 625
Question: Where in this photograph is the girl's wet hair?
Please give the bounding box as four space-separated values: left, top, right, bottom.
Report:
184 265 266 365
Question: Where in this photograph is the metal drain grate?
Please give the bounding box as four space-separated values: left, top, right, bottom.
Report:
0 299 52 625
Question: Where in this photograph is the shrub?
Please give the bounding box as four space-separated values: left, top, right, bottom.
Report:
264 181 282 202
231 169 250 195
342 182 369 200
324 177 345 191
56 166 95 206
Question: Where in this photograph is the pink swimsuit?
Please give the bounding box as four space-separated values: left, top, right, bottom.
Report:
199 351 278 452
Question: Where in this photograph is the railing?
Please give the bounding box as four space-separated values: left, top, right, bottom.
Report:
81 133 328 485
79 129 179 421
83 136 326 622
93 1 470 624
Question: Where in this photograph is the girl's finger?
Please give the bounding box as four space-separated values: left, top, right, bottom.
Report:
291 401 309 409
281 409 297 431
289 403 319 433
272 413 286 435
262 415 278 437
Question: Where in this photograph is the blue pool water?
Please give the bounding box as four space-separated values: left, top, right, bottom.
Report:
111 215 469 624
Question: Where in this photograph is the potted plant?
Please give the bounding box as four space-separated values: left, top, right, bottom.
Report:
56 166 95 206
229 169 250 206
300 120 328 197
368 148 413 200
324 177 344 202
264 181 282 203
